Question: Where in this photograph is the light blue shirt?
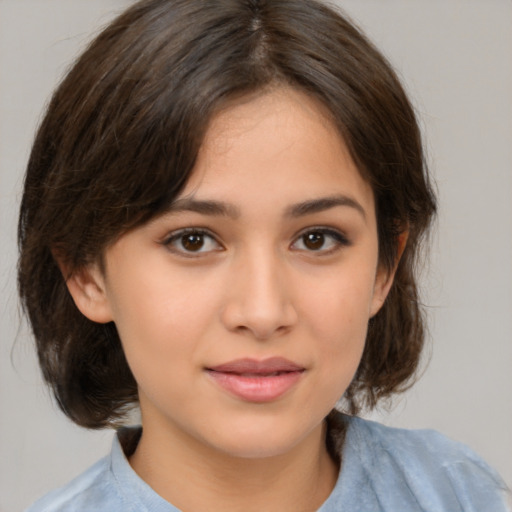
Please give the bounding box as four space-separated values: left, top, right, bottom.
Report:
26 413 510 511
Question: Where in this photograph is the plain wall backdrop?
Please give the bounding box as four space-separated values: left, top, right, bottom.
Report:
1 1 511 510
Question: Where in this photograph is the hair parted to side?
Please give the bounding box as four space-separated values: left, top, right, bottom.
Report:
18 0 436 428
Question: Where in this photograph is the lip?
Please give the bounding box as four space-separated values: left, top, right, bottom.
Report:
205 357 305 403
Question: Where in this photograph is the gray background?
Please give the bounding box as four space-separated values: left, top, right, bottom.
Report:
1 1 511 510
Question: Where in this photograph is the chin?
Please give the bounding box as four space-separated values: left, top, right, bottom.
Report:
201 414 322 460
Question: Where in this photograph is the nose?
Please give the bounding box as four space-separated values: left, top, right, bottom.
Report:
220 248 298 340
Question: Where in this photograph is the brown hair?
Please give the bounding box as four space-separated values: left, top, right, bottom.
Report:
18 0 436 428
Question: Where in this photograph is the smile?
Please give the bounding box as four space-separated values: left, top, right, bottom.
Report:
205 358 305 403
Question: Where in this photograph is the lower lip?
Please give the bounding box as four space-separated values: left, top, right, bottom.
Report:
206 370 304 403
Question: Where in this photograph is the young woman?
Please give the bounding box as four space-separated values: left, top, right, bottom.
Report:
18 0 509 510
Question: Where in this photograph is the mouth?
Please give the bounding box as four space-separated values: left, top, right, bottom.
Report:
205 357 305 403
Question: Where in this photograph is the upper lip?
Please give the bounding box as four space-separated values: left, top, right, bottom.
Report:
206 357 305 374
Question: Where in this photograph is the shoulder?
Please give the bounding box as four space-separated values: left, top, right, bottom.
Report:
24 455 122 512
340 414 511 512
348 414 485 465
24 427 177 512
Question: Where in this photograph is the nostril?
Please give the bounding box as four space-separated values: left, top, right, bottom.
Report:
220 302 297 340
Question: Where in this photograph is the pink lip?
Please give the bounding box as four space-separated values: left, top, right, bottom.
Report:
206 358 305 403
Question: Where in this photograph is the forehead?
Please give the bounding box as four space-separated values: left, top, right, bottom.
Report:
178 87 375 219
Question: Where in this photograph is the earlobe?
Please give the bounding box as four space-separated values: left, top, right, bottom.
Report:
396 231 408 262
369 268 394 318
56 257 114 324
369 230 409 317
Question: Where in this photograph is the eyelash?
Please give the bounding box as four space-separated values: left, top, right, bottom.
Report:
161 226 350 257
162 228 223 257
291 227 351 254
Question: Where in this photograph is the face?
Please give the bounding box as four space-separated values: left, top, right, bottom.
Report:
72 88 393 460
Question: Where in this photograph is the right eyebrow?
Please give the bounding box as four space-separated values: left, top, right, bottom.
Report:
163 197 241 218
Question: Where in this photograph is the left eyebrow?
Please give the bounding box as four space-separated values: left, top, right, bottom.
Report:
285 195 367 220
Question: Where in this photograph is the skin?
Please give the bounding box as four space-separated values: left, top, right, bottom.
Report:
67 87 397 511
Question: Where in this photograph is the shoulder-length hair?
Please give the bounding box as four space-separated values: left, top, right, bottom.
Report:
18 0 436 428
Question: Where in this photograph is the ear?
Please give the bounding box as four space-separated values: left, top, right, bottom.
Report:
55 257 114 324
369 231 408 317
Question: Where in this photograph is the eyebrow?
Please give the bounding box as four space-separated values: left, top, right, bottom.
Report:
165 194 366 220
165 197 241 218
285 195 367 220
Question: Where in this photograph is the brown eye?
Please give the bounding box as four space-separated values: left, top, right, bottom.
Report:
303 232 325 250
181 233 205 251
164 229 222 255
291 228 350 254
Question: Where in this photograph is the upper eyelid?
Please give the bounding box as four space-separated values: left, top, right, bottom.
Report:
162 227 218 242
292 225 350 241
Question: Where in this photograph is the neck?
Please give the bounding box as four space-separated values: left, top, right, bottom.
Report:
129 418 339 512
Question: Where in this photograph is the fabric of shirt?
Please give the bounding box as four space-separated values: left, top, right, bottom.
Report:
26 412 510 511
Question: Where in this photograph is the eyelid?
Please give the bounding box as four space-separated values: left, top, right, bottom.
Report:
290 226 351 252
161 227 224 256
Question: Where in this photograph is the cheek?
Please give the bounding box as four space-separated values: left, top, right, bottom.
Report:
107 268 224 372
301 266 376 334
294 286 371 415
298 267 376 375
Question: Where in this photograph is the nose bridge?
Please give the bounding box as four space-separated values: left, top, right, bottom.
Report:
221 242 297 339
